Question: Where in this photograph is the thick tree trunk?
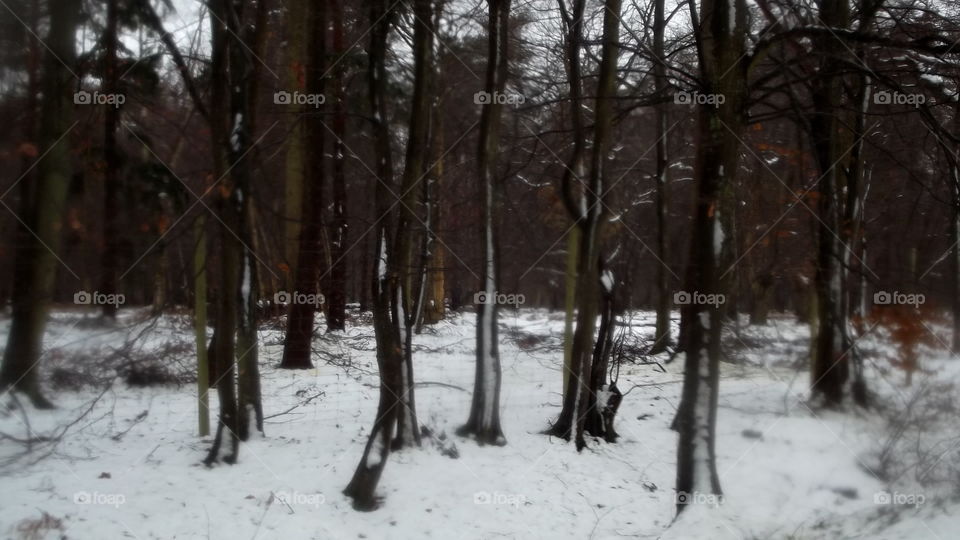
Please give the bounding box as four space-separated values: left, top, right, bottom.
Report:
280 0 326 370
283 0 307 292
0 0 80 409
460 0 511 446
809 0 852 407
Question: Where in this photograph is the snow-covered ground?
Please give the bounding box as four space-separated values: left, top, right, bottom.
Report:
1 308 958 539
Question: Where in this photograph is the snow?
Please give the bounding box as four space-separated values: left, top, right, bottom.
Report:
1 309 959 539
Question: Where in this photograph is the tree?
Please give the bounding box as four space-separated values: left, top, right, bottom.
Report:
280 0 326 370
0 0 81 409
648 0 672 354
459 0 511 446
674 0 748 512
100 0 122 320
343 0 403 510
327 0 349 332
547 0 622 451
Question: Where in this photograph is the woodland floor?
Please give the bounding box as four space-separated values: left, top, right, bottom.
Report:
0 308 958 539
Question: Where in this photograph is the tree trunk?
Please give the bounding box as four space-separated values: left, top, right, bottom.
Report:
204 0 239 466
419 63 446 330
283 0 307 292
100 0 121 319
649 0 672 354
280 0 326 370
675 0 746 513
392 0 437 449
459 0 511 446
195 214 210 437
548 0 621 451
344 0 403 510
809 0 851 407
0 0 80 409
327 0 348 332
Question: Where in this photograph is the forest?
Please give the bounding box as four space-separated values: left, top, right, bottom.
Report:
1 0 960 538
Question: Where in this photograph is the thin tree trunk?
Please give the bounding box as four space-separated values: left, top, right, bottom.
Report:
675 0 746 513
344 0 403 510
548 0 621 452
195 214 210 437
100 0 121 319
649 0 671 354
204 0 239 466
392 0 436 449
546 0 586 442
459 0 511 446
327 0 348 332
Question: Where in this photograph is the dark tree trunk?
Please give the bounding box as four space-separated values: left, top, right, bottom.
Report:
222 0 267 442
584 266 619 442
547 0 621 452
204 0 239 466
459 0 510 446
327 0 348 332
675 0 746 514
809 0 852 407
100 0 121 319
344 0 403 510
281 0 327 370
392 0 437 449
649 0 672 354
0 0 80 409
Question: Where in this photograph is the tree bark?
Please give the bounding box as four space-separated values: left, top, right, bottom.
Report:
809 0 852 407
0 0 80 409
675 0 746 513
283 0 307 291
100 0 122 319
204 0 239 465
344 0 403 510
459 0 511 446
280 0 326 370
327 0 348 332
649 0 672 354
548 0 621 451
